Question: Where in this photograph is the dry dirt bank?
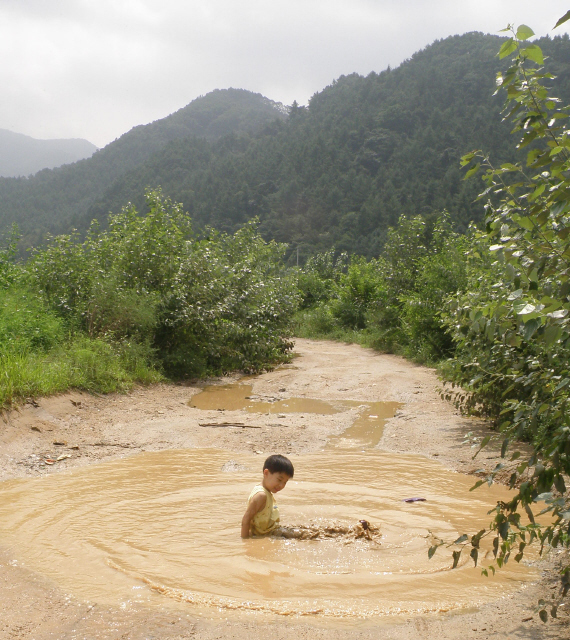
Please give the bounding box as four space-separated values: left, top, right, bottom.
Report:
0 338 567 639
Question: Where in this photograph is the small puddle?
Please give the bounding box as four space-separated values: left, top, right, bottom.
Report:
0 449 536 619
189 384 341 415
189 383 401 447
327 401 401 449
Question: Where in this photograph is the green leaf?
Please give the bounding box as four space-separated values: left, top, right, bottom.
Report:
528 184 546 202
470 547 479 567
452 550 461 569
539 609 548 623
499 39 518 60
523 44 544 65
463 162 480 180
517 303 537 315
515 216 535 230
453 534 468 545
516 25 534 41
428 545 438 559
544 325 562 345
554 10 570 29
523 318 540 340
554 475 566 494
460 151 476 166
470 479 485 491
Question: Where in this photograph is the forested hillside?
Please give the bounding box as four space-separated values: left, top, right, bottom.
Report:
1 33 570 257
0 130 97 178
0 89 286 248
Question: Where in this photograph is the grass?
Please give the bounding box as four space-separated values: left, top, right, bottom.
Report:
0 286 164 408
0 336 163 409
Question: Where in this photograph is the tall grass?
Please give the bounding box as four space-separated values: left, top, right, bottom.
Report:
0 337 163 408
0 287 162 408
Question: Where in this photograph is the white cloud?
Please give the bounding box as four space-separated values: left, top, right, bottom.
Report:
0 0 568 146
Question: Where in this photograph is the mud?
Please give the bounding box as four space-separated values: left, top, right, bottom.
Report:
269 520 382 541
0 338 567 639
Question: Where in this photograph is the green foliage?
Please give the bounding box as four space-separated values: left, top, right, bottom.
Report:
296 248 348 309
446 24 570 618
159 220 299 375
0 188 297 406
295 213 467 364
330 257 385 330
0 287 64 354
397 217 469 361
361 213 468 363
0 281 162 407
0 336 162 407
0 224 20 289
28 189 298 379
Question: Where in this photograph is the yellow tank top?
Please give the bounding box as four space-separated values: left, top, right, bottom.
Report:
248 484 280 535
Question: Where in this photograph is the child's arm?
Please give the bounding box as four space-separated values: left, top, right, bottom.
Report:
241 492 266 538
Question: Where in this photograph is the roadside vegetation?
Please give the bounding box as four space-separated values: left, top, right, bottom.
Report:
0 190 298 407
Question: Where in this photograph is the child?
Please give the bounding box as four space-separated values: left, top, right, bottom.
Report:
241 454 294 538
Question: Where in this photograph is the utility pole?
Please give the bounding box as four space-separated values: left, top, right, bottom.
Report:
297 245 299 267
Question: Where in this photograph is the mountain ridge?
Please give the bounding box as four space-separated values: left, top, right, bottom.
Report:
0 129 97 178
0 88 287 248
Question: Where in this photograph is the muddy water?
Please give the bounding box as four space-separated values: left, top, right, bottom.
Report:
189 383 342 415
0 448 536 619
189 383 401 447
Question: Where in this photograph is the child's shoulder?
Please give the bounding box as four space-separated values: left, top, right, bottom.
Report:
248 485 268 508
249 483 267 498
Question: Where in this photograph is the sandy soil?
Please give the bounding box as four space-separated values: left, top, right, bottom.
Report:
0 338 567 639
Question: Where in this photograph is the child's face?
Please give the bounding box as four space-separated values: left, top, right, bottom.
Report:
262 469 291 493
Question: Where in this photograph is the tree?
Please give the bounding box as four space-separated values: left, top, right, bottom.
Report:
446 18 570 620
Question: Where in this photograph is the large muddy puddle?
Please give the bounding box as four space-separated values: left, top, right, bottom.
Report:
0 447 536 620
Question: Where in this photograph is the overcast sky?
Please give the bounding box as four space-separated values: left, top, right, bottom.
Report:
1 1 568 148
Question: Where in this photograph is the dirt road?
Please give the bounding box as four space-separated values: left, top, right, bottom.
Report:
0 339 567 639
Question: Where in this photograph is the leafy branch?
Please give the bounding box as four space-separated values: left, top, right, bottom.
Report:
444 18 570 622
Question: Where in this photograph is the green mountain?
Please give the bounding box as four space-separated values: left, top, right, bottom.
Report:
0 129 97 177
2 33 570 257
0 89 286 248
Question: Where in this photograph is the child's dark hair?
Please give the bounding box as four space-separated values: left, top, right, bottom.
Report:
263 454 294 477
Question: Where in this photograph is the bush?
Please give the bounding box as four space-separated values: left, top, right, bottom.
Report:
0 287 65 355
330 257 384 329
27 189 299 379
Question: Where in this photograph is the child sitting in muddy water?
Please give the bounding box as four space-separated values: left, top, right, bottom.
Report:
241 454 380 542
241 454 293 538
